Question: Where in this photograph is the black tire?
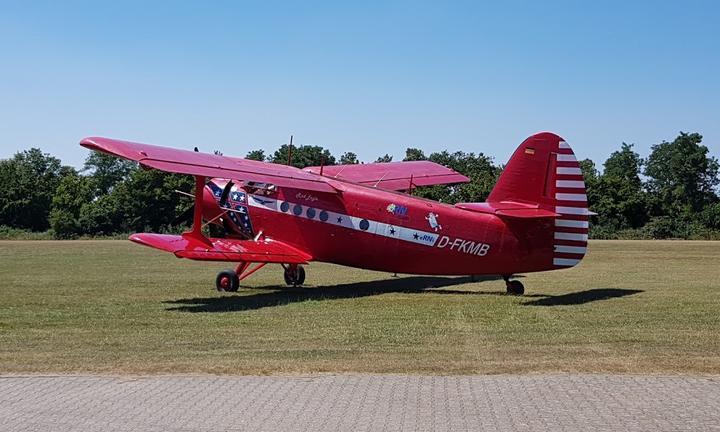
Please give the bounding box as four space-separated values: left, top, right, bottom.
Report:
283 265 306 287
296 266 306 285
216 269 239 292
506 280 524 296
283 269 293 286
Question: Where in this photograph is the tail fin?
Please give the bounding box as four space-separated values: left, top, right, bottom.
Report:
489 132 589 269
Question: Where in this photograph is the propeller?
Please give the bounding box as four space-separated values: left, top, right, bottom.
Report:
218 181 238 234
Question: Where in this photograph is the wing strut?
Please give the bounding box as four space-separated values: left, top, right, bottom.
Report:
184 175 212 246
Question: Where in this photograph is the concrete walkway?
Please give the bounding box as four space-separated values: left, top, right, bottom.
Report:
1 374 719 431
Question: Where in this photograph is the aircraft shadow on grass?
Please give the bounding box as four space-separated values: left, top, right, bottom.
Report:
521 288 643 306
164 276 643 313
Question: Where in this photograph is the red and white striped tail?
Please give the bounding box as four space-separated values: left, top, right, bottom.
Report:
552 140 589 268
488 132 591 270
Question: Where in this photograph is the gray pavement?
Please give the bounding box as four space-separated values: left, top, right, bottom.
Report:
1 374 719 431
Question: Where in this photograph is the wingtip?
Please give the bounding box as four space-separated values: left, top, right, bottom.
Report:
79 136 102 150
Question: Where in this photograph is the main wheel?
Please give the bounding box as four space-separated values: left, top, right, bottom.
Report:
506 280 524 296
283 265 306 286
216 269 240 292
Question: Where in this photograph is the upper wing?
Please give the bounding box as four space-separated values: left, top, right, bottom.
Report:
80 137 337 193
303 161 469 191
130 233 312 263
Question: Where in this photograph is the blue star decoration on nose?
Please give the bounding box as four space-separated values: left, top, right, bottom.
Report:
413 232 419 240
389 227 396 235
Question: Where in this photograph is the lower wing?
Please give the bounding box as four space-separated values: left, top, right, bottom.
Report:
130 233 312 264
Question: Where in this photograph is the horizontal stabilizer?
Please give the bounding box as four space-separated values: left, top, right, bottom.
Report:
129 233 312 263
455 201 561 219
304 161 469 191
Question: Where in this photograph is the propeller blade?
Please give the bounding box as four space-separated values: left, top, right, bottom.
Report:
219 181 234 206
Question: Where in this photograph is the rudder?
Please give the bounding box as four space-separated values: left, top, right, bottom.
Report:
488 132 590 269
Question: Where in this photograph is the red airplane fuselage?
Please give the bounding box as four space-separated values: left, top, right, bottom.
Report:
203 180 553 276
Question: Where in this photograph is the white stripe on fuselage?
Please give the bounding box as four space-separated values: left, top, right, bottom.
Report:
246 195 439 247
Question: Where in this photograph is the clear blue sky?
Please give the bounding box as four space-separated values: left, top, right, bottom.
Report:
1 0 718 169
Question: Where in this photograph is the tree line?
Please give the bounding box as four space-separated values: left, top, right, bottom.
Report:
0 131 717 239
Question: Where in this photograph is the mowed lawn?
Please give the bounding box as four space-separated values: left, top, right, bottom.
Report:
0 240 718 375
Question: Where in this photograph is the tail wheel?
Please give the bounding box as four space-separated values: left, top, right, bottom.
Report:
283 265 306 287
216 269 240 292
506 280 524 296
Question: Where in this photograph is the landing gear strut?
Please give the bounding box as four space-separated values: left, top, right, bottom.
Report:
283 264 306 287
503 275 524 296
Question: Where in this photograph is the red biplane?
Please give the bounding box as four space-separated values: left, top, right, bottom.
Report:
80 132 590 295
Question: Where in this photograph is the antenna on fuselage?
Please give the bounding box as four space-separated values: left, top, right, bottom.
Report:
287 135 294 167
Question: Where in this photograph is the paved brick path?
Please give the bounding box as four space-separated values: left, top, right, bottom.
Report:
1 374 718 431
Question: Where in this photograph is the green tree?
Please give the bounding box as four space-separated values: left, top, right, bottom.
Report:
403 148 426 161
604 143 643 189
48 172 94 238
83 152 137 196
271 145 336 168
0 148 74 231
78 193 124 236
579 159 598 184
699 203 720 230
590 177 648 230
245 149 266 161
375 154 393 163
644 132 719 217
578 158 600 221
339 152 359 164
111 169 195 233
590 144 648 230
416 151 500 203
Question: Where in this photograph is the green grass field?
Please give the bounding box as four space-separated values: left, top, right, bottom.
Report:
1 240 718 375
